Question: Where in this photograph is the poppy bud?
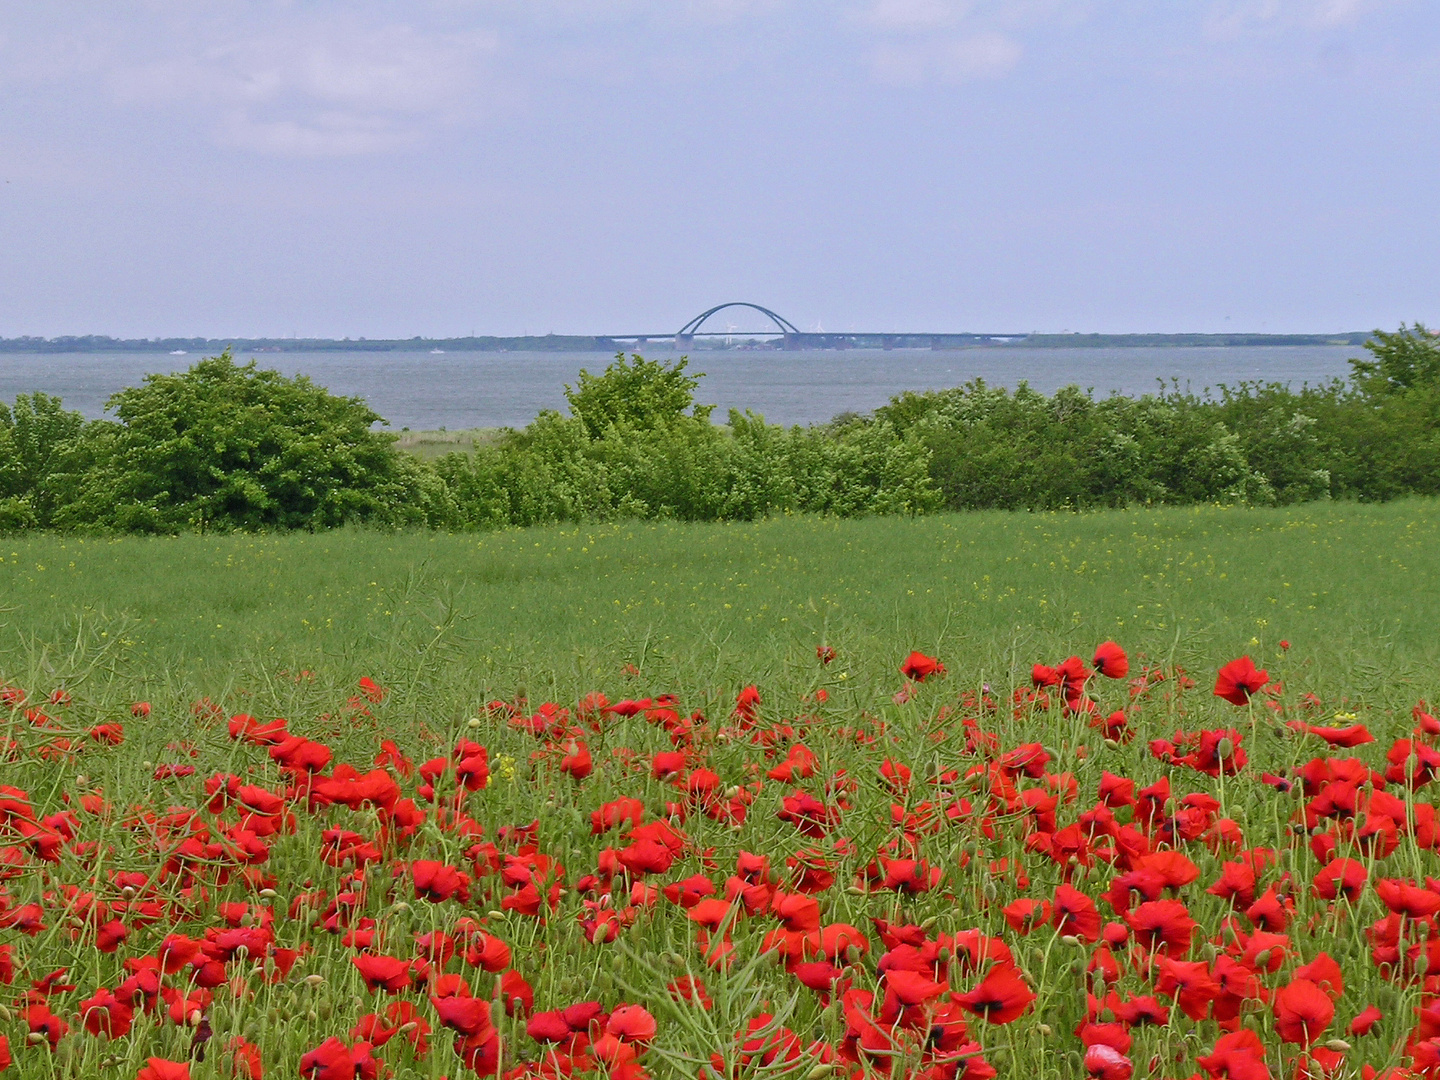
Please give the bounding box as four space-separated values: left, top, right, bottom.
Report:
1253 950 1270 969
487 910 506 920
259 888 278 899
1037 1024 1053 1037
75 775 87 786
0 1005 9 1021
492 998 506 1025
188 1010 203 1026
920 915 939 930
1325 1039 1351 1052
468 718 482 727
807 1065 839 1080
1216 738 1234 760
397 1021 419 1034
121 885 137 899
304 975 325 987
844 944 862 965
1061 935 1081 947
307 1011 319 1023
27 1032 46 1045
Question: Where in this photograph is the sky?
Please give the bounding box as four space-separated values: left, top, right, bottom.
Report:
1 0 1437 338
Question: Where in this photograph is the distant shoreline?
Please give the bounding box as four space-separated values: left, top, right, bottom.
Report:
0 331 1373 354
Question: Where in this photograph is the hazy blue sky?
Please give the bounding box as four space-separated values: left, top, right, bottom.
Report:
2 1 1437 337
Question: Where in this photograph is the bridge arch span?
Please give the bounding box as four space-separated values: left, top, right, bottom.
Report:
678 303 800 338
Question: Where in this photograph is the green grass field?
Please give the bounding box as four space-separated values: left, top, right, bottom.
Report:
4 501 1440 1079
2 499 1436 729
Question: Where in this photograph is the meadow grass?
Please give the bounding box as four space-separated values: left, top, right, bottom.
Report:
1 499 1436 724
2 502 1440 1078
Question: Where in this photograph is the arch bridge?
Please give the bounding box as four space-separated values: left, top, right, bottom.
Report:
602 304 1022 351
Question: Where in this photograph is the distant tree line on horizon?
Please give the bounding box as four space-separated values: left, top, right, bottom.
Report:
0 330 1375 353
0 325 1436 533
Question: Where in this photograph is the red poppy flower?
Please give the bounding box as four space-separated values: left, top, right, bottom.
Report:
136 1060 191 1080
411 860 470 903
1052 884 1102 942
1273 978 1334 1046
80 989 134 1038
1376 878 1440 918
351 954 412 994
955 963 1034 1024
1124 899 1195 957
1196 1029 1267 1079
559 741 593 780
606 1004 657 1043
817 646 836 665
1092 642 1129 680
1349 1004 1382 1036
298 1037 380 1080
899 651 945 682
1213 657 1268 706
432 994 496 1039
1084 1043 1133 1080
357 677 387 704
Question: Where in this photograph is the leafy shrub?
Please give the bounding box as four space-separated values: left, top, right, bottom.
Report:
2 328 1438 534
56 351 442 532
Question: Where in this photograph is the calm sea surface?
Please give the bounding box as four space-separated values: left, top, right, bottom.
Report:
0 345 1359 430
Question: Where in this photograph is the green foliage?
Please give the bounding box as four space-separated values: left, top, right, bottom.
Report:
56 350 442 533
2 328 1440 535
1349 323 1440 394
0 392 86 528
565 353 713 438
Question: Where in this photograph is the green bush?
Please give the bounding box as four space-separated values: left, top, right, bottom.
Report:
2 328 1438 534
54 350 442 532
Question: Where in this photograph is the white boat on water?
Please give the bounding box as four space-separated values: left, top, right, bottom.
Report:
430 349 445 354
169 350 187 355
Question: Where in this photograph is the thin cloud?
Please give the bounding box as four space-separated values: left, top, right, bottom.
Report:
98 16 498 157
1205 0 1393 37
